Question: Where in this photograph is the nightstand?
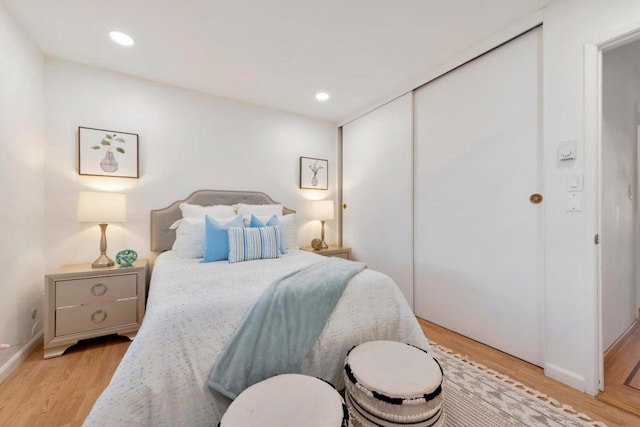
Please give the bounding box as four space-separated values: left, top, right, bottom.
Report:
300 245 352 260
43 259 148 359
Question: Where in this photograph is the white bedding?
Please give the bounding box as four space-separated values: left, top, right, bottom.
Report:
85 249 429 426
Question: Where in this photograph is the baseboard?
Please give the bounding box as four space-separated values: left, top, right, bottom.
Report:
0 331 43 385
604 319 637 357
544 362 586 392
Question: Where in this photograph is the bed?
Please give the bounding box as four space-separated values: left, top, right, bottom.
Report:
85 190 429 426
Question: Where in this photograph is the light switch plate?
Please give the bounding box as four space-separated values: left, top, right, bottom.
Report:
566 191 582 211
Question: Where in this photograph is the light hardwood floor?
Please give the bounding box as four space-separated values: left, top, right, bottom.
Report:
598 321 640 416
419 318 640 427
1 321 639 426
0 335 130 427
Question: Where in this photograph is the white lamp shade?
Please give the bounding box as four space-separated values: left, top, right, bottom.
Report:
313 200 335 221
77 191 127 223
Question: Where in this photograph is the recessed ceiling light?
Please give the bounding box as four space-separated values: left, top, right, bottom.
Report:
315 92 330 101
109 31 134 47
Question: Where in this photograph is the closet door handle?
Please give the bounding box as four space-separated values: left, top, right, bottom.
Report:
343 203 348 209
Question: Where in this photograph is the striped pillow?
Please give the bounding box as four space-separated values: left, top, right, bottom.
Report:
227 226 282 263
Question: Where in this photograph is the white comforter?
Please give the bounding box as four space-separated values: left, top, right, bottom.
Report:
85 249 429 426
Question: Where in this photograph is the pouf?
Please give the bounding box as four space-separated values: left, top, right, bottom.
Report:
220 373 349 427
344 340 444 427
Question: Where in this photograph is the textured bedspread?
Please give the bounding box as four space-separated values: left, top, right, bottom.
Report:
209 257 365 399
85 249 429 426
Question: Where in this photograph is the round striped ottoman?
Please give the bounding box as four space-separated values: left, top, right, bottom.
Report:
220 373 349 427
344 341 444 427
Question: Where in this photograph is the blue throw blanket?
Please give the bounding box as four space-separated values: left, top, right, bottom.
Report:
207 257 366 399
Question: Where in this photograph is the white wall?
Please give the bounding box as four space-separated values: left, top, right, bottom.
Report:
0 3 45 379
44 59 338 271
601 41 640 351
543 0 640 394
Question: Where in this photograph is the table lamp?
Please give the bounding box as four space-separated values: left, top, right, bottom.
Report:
311 200 334 250
77 191 127 268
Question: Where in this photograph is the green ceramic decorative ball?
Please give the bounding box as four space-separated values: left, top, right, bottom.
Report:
116 249 138 268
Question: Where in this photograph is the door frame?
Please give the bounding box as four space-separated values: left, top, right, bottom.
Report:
584 21 640 394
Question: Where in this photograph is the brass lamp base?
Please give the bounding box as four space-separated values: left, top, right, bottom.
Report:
92 223 114 268
310 220 330 250
92 253 114 268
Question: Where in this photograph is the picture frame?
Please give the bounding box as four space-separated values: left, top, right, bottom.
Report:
78 126 139 178
299 157 328 190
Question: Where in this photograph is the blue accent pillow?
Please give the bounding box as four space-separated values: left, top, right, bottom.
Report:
227 226 282 263
249 214 287 254
201 215 244 263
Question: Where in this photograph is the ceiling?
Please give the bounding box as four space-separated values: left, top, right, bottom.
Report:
3 0 551 123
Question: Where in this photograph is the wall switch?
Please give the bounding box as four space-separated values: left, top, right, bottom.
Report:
567 172 583 191
566 191 582 211
558 141 577 161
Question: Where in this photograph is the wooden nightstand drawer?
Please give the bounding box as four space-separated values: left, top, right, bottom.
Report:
56 299 138 336
44 259 148 359
328 251 349 260
55 274 137 308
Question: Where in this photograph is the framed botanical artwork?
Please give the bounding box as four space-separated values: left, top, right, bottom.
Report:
299 157 328 190
78 126 139 178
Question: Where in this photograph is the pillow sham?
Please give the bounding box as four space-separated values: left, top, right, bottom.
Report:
236 203 283 217
247 214 297 249
169 216 201 230
249 214 286 254
179 202 236 219
202 215 245 262
227 226 282 264
171 215 239 259
171 220 206 259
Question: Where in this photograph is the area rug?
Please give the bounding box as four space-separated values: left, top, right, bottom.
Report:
431 343 606 426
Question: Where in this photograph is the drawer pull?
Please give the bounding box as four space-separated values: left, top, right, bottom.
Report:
91 310 107 324
90 283 108 296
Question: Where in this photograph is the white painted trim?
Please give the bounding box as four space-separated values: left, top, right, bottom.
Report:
0 331 43 385
544 362 586 392
637 127 640 321
591 20 640 52
338 9 544 127
584 20 640 397
604 320 638 357
583 42 601 396
410 90 416 313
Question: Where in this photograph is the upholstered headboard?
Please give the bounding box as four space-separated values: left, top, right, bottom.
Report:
150 189 295 253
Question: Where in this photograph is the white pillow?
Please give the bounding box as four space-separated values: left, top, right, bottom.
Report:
236 203 283 217
169 217 200 230
246 214 298 249
179 202 236 219
172 215 240 259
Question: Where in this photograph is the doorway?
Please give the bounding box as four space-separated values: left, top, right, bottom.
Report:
596 38 640 413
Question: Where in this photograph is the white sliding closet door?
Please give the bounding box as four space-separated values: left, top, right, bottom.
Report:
414 28 543 366
342 93 414 308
